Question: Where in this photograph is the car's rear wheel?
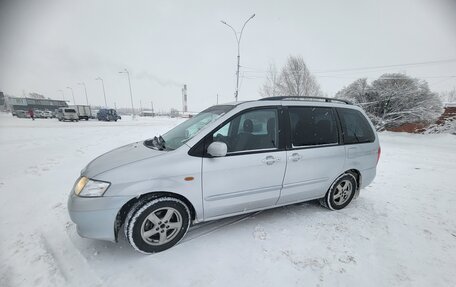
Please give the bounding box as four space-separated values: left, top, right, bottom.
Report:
124 197 191 254
320 173 357 210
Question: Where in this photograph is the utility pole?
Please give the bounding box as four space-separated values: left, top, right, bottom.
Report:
95 77 107 107
78 82 89 105
119 68 135 118
66 86 76 105
217 93 219 104
221 14 255 102
151 101 154 116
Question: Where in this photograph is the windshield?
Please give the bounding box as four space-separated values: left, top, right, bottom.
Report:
155 105 234 150
65 109 76 113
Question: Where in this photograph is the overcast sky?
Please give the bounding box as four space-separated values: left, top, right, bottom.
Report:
1 0 455 112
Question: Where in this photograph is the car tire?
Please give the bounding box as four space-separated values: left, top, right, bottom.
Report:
320 173 357 211
124 197 191 254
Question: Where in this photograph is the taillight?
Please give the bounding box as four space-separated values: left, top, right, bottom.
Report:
377 146 381 164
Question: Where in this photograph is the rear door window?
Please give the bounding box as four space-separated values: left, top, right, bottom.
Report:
337 108 375 144
289 107 339 147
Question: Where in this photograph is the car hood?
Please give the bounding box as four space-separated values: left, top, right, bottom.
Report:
82 141 163 178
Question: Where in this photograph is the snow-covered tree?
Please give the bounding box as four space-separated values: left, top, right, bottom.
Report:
335 78 371 104
336 73 443 130
260 56 321 98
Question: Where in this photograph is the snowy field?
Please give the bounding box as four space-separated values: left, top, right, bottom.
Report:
0 112 455 287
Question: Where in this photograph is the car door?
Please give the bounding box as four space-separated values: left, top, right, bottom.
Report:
202 107 287 219
278 105 346 204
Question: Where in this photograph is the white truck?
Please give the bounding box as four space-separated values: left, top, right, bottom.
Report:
72 105 92 121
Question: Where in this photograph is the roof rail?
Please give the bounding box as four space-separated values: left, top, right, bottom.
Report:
259 96 352 105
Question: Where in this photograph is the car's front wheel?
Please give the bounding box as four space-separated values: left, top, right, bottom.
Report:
124 197 191 254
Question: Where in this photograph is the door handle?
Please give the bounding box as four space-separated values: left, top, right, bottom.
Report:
289 153 302 162
262 155 280 165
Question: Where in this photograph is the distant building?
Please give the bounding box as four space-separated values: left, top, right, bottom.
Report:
5 96 68 114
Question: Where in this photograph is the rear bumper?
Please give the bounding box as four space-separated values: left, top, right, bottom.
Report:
67 193 132 242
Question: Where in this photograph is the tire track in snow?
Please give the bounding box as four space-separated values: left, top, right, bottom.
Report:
39 230 106 287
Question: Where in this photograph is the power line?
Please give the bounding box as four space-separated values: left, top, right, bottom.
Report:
314 58 456 74
239 58 456 75
240 74 456 80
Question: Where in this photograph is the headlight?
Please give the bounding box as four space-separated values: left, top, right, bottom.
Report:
74 176 110 197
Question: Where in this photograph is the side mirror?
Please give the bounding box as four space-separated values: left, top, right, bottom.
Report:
207 141 227 157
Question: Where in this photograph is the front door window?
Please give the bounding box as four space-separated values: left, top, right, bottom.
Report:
212 108 279 154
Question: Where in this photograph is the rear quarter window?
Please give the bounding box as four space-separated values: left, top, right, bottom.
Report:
337 108 375 144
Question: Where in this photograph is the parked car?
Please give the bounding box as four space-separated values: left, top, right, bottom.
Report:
56 107 79 122
42 110 53 118
97 108 121 121
68 96 380 254
15 110 30 118
34 110 44 118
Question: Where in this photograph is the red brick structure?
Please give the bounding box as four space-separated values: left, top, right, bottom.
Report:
387 123 428 133
436 103 456 125
386 103 456 133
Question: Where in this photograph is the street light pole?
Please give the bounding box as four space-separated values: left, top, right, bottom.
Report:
221 14 255 102
95 77 107 107
119 68 135 118
66 86 76 104
78 82 89 105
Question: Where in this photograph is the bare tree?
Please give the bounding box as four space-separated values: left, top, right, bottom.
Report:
259 63 280 98
260 56 321 98
439 88 456 103
277 56 321 97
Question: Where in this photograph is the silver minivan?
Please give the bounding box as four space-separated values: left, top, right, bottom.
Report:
68 97 380 254
57 107 79 122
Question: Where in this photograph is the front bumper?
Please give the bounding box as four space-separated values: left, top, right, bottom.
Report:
67 193 133 242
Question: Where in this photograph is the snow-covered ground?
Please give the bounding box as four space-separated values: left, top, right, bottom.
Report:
0 112 455 287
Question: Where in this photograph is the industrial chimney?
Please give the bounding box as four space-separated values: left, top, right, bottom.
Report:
182 84 188 113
